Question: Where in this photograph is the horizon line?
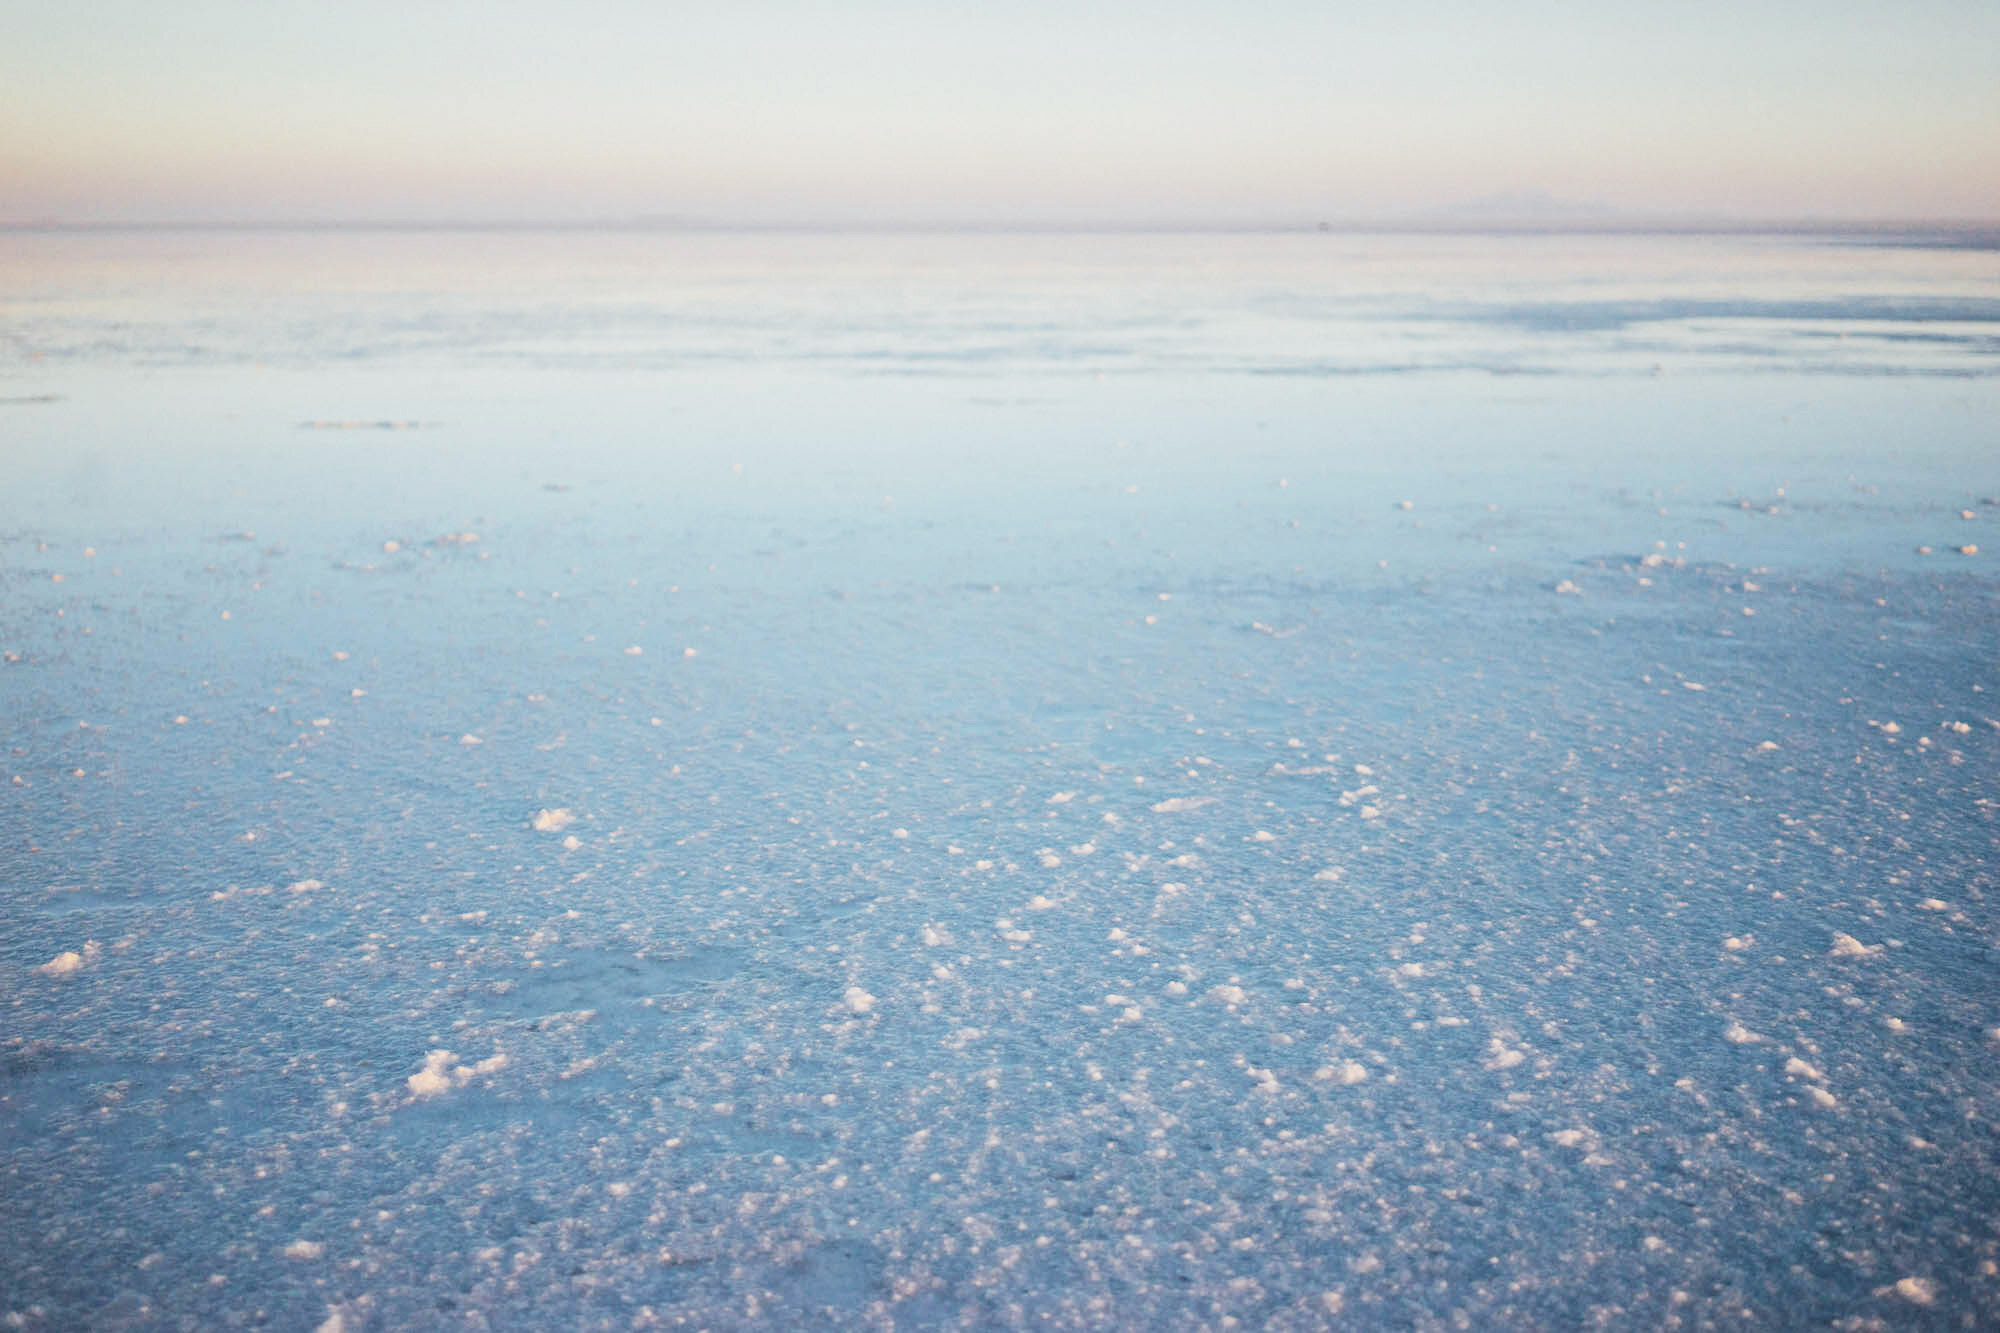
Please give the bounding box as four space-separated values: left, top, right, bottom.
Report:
5 216 1999 240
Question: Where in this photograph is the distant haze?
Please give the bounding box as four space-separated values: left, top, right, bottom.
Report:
4 0 1996 226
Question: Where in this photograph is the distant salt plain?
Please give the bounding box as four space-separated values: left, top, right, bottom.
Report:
3 229 1998 1329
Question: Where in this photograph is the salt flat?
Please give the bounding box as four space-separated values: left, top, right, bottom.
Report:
3 229 1997 1329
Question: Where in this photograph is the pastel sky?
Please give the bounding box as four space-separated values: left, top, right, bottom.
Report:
4 0 1996 224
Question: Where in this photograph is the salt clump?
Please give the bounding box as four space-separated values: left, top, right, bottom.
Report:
1829 933 1879 958
407 1050 457 1097
38 942 99 977
1894 1277 1937 1305
531 808 576 832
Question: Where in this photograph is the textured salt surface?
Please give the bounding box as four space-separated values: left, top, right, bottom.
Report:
3 230 1998 1330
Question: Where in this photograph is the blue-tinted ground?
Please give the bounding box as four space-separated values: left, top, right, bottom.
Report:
3 234 1998 1330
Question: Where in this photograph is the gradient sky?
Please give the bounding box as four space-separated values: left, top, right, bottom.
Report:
4 0 1996 224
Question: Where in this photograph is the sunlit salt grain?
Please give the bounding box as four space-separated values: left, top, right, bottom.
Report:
459 734 482 745
624 645 643 656
1317 1061 1368 1085
1894 1276 1938 1305
1150 796 1215 813
1211 984 1248 1005
407 1050 456 1098
282 1240 325 1260
1723 1022 1764 1044
1807 1086 1839 1109
531 808 576 832
1550 1129 1588 1148
1723 935 1753 951
286 878 324 894
1830 933 1879 958
1784 1057 1825 1082
843 986 876 1015
38 949 87 977
561 834 582 851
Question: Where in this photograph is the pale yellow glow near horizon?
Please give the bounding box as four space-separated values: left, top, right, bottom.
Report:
4 0 1996 224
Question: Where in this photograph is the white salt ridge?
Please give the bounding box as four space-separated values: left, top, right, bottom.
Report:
407 1049 507 1098
407 1050 457 1097
1150 796 1215 813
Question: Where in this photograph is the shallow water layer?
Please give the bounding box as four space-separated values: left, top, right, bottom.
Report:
3 231 1998 1330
